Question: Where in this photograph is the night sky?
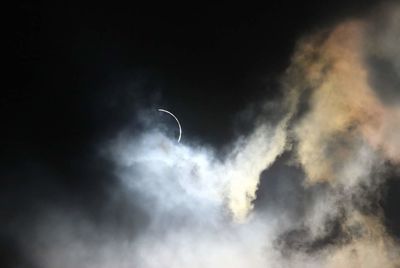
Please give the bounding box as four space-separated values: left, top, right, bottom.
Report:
6 1 400 267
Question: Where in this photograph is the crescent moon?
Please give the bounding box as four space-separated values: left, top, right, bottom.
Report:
158 108 182 142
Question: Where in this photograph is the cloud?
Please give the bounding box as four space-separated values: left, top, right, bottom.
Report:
19 3 400 267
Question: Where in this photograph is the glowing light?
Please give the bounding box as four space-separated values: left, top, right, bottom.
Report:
158 108 182 142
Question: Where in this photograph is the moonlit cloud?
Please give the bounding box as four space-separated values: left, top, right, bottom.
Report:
22 3 400 267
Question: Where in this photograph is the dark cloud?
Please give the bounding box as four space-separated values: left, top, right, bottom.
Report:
364 2 400 105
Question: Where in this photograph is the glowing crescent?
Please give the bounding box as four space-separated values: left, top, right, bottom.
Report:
158 108 182 142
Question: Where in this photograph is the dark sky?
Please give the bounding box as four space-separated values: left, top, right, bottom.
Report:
6 1 399 266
